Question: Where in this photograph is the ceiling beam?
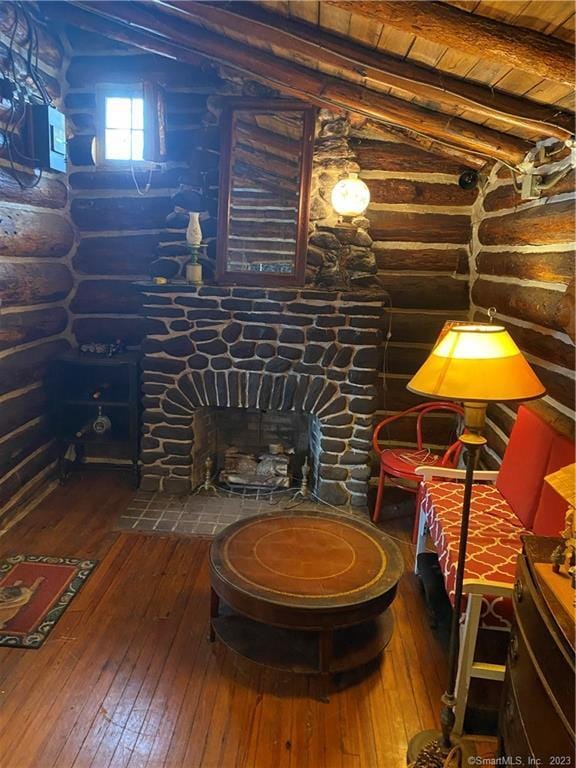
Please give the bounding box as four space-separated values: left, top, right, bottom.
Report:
327 1 576 88
159 0 573 140
351 118 487 170
54 1 533 167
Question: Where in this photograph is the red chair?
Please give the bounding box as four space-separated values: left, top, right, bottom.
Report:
371 402 464 524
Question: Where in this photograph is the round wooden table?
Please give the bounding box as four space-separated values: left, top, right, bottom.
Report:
209 511 403 674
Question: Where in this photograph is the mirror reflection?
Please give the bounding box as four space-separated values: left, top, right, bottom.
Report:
217 102 315 285
228 111 303 275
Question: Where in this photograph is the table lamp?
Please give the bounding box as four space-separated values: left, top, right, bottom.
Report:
406 322 545 767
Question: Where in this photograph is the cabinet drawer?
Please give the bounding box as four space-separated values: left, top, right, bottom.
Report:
508 618 574 762
499 672 533 763
514 555 575 727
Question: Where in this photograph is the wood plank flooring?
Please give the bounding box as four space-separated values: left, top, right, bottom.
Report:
0 473 492 768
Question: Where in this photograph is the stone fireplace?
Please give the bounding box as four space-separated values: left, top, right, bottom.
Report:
138 285 386 507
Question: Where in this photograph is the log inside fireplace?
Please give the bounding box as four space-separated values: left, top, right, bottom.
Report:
191 407 309 491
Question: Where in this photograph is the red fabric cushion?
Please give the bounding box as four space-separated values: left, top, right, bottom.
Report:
496 406 555 529
422 481 527 629
380 448 443 480
532 434 575 536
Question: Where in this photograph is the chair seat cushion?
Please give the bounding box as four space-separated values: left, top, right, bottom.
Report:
381 448 444 480
422 481 528 629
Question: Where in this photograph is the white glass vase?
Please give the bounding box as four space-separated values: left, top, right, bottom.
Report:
186 212 202 248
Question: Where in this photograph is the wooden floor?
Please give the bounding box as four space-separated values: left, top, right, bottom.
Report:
0 473 489 768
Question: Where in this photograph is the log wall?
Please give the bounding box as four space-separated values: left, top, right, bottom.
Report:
470 162 575 468
63 38 478 501
63 27 222 347
2 13 572 520
61 26 576 501
353 137 475 486
0 10 72 521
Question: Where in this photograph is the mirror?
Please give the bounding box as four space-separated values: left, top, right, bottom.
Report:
216 100 316 286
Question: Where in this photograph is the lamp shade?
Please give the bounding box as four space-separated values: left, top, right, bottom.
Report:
545 463 575 509
408 323 545 403
331 172 370 217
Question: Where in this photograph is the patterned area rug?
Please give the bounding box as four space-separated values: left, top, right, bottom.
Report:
0 555 97 649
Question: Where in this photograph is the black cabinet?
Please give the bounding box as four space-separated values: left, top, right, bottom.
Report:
50 352 140 486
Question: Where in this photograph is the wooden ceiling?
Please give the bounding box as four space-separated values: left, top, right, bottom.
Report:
269 1 575 110
46 1 576 170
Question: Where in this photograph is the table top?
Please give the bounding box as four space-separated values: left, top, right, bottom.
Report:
210 511 403 611
523 535 575 654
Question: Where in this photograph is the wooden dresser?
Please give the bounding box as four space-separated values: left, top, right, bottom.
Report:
499 536 575 763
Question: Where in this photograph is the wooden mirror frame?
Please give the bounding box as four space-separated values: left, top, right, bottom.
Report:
216 99 316 286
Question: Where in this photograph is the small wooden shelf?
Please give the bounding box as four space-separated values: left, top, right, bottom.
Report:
62 437 132 446
212 602 393 675
50 352 141 487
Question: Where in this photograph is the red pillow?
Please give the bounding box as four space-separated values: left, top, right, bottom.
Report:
532 434 575 537
496 406 555 529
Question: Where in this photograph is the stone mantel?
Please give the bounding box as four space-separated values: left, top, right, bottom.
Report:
136 281 388 302
137 282 387 507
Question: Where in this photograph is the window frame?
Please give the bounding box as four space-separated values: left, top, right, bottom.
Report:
95 83 152 168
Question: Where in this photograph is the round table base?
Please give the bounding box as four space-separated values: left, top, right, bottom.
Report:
212 601 394 675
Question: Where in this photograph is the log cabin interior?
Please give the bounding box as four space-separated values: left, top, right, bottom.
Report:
0 1 574 766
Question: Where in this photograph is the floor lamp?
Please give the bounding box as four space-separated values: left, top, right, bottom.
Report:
405 322 545 767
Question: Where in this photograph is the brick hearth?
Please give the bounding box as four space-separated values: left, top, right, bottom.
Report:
138 284 386 507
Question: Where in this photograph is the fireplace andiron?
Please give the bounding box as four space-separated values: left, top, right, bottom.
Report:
194 456 219 496
291 456 311 502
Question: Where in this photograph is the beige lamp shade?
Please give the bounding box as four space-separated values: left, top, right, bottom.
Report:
545 463 576 509
408 323 545 402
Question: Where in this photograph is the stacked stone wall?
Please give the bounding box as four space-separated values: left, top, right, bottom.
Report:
139 285 386 506
305 111 378 290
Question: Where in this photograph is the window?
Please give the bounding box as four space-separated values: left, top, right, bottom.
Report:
104 93 144 162
96 84 166 165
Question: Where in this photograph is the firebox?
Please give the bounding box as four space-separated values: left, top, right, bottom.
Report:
190 407 310 490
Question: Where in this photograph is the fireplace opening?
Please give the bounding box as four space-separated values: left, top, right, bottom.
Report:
191 407 311 492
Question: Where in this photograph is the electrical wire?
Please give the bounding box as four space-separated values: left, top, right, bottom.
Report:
23 4 51 105
377 290 396 445
1 1 50 189
508 155 575 196
537 161 575 192
1 4 39 187
130 163 154 195
508 168 523 194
